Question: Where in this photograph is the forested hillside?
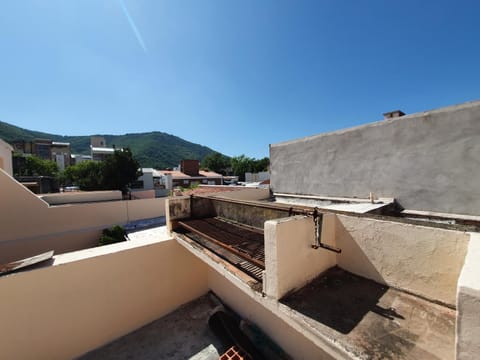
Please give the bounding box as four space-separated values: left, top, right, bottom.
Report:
0 120 219 168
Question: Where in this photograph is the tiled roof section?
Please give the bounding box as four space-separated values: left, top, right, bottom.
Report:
199 170 222 177
161 170 187 178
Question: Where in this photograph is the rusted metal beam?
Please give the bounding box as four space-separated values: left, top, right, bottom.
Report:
178 220 265 269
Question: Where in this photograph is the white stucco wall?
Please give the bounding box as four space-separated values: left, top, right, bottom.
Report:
264 215 336 299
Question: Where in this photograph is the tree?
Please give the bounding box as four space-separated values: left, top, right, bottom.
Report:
229 155 270 181
201 152 230 174
62 148 141 193
102 148 142 194
62 161 104 190
253 157 269 172
230 155 255 181
13 154 58 177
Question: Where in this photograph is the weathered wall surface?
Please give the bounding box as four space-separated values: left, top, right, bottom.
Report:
264 215 336 299
456 233 480 360
270 100 480 216
335 214 469 307
0 238 208 360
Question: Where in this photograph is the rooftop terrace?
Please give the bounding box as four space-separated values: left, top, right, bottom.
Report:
1 100 480 359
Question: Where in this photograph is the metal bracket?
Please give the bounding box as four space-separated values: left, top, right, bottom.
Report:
311 208 342 253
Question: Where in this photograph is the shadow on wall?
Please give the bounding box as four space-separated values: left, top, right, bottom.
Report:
334 217 386 286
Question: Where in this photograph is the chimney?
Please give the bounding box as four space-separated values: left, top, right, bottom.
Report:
180 159 200 176
383 110 405 120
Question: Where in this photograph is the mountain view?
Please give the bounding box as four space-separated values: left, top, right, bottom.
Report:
0 120 221 169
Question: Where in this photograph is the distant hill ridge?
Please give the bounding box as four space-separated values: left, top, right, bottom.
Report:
0 120 220 168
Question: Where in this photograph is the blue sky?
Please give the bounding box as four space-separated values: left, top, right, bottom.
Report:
1 1 479 159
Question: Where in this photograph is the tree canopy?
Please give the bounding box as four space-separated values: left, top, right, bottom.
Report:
13 154 59 177
230 155 269 181
62 148 141 193
201 152 230 174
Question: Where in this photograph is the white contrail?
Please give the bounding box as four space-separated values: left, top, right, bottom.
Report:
119 0 147 53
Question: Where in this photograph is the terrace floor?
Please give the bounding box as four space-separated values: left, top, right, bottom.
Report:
282 267 456 360
79 294 226 360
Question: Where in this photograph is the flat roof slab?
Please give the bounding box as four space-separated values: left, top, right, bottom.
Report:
79 294 225 360
282 267 455 359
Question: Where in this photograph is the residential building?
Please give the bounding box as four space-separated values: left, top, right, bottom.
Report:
11 138 71 169
90 136 115 161
163 159 223 188
131 168 170 198
71 154 92 165
51 141 71 170
132 161 223 197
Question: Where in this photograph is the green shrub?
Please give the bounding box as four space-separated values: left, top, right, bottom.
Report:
98 225 127 246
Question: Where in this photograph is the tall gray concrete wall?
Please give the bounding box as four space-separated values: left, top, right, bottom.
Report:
270 100 480 216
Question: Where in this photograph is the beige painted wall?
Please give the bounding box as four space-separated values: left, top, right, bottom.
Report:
127 197 166 221
264 215 336 299
130 189 156 199
0 139 13 176
0 238 209 360
0 169 166 263
335 214 469 307
456 233 480 360
39 190 122 205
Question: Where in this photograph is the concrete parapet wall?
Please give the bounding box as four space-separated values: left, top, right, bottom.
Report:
39 190 122 205
0 238 209 360
264 215 336 299
270 100 480 216
262 211 469 307
126 197 166 221
335 214 469 307
129 189 155 199
0 169 166 263
456 233 480 359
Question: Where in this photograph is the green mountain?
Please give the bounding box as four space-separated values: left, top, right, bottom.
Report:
0 120 220 168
